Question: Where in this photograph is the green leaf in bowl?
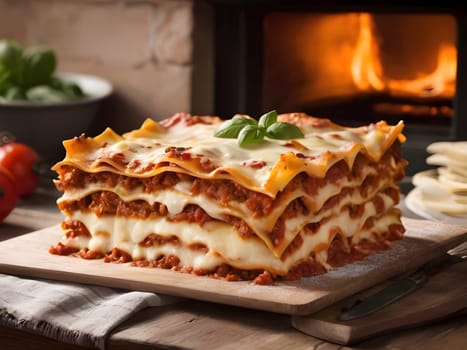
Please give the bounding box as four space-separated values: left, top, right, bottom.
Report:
21 49 56 88
0 69 12 95
0 40 23 74
50 77 86 99
62 81 85 99
26 85 68 102
5 86 25 101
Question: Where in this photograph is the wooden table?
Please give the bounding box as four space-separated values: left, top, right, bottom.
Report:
1 190 466 350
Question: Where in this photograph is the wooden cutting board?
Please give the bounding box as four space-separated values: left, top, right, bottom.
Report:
292 261 467 345
0 217 466 316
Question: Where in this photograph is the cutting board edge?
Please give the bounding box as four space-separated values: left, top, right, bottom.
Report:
0 259 313 315
292 297 467 345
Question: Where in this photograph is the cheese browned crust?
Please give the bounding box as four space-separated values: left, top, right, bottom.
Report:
51 112 407 284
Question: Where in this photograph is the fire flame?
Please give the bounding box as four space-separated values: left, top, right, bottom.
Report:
351 13 457 98
351 14 385 92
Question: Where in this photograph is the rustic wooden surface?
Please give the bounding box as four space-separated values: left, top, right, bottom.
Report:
1 191 467 349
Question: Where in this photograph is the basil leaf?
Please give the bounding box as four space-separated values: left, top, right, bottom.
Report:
63 81 85 99
266 122 304 140
22 49 56 88
258 110 278 129
214 117 256 138
0 70 12 95
26 85 68 102
0 40 22 71
0 41 88 102
0 40 23 84
5 86 25 101
49 77 84 98
214 110 305 146
238 125 265 146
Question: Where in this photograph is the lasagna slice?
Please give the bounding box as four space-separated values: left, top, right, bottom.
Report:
50 112 407 284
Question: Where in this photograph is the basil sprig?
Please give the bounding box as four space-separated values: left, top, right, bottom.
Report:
0 39 86 102
215 110 304 146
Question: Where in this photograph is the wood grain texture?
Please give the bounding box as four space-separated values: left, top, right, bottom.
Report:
0 326 94 350
0 217 466 316
292 261 467 345
108 300 467 350
109 301 320 350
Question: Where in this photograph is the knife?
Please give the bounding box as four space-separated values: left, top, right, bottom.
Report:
339 251 466 321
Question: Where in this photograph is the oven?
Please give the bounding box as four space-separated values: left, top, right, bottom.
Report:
206 1 466 175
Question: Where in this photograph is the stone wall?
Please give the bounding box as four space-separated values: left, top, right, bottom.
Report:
0 0 212 134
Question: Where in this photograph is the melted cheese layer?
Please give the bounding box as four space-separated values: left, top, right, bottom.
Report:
58 164 397 257
58 190 399 275
53 113 405 197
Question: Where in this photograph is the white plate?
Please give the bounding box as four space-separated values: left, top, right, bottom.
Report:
405 188 467 227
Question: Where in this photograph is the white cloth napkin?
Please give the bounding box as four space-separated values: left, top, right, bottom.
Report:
0 274 179 349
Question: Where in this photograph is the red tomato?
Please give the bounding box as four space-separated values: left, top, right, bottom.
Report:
0 166 18 221
0 142 40 196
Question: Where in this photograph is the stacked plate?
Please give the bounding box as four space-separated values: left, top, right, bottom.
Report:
406 141 467 226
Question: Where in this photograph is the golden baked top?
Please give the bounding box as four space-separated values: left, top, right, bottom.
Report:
53 112 406 197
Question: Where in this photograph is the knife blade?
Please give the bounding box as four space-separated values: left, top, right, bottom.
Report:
339 252 465 321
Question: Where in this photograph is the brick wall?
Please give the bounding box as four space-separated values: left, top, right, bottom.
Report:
0 0 212 134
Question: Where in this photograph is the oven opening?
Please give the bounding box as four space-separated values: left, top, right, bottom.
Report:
262 13 457 127
210 4 464 176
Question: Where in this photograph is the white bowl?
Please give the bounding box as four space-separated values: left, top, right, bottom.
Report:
0 72 113 164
